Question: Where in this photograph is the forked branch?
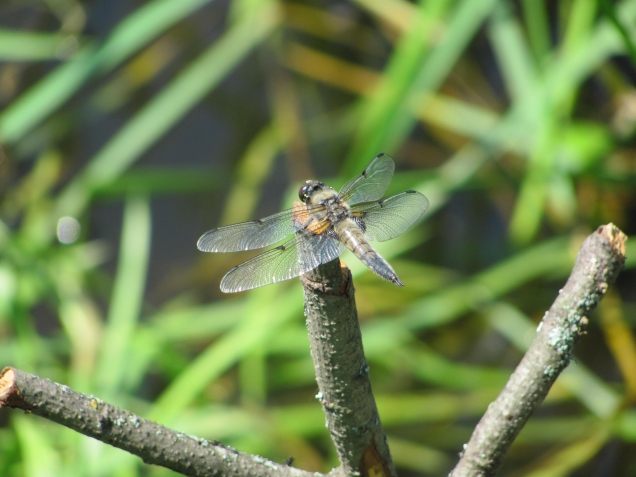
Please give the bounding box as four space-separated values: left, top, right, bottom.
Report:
1 224 626 477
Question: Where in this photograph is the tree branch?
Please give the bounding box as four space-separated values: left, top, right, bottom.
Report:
3 224 624 477
451 223 627 477
301 259 396 477
0 367 313 477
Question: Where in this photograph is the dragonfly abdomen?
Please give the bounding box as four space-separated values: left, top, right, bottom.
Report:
335 220 404 286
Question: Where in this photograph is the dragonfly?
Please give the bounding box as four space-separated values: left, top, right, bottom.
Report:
197 154 429 293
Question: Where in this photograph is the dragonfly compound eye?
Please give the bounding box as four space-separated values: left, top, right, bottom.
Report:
299 181 311 201
299 181 323 202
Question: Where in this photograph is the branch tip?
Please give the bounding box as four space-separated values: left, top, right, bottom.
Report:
0 367 21 408
597 222 627 256
451 223 627 476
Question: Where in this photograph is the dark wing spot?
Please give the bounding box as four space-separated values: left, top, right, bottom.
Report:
378 200 385 207
275 245 286 251
405 190 416 194
253 219 264 225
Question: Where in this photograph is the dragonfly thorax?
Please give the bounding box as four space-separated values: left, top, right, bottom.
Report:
316 190 352 225
300 181 352 223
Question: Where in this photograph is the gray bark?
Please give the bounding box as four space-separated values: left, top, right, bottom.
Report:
1 223 626 477
451 224 627 476
0 367 311 477
301 259 396 477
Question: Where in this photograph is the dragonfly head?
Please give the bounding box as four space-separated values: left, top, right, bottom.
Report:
299 180 326 203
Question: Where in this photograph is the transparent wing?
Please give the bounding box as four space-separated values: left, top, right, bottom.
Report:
351 190 429 242
220 231 346 293
338 153 395 205
197 205 322 252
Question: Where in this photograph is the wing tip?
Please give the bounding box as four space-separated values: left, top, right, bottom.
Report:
197 229 220 252
405 190 430 214
220 265 252 293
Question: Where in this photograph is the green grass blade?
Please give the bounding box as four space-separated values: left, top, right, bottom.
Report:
0 0 216 144
344 0 450 173
148 286 303 424
220 123 283 225
13 416 61 477
93 168 227 197
0 44 99 145
561 0 598 56
54 4 280 220
346 0 498 173
0 29 76 61
599 0 636 65
96 195 152 397
522 0 551 65
488 2 538 105
394 236 572 330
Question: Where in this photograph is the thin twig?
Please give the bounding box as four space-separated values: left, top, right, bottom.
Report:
0 367 313 477
301 259 397 477
451 223 627 477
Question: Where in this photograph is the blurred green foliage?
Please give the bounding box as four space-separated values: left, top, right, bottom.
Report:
1 0 636 475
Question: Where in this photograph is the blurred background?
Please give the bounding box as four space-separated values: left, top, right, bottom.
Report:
1 0 636 475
